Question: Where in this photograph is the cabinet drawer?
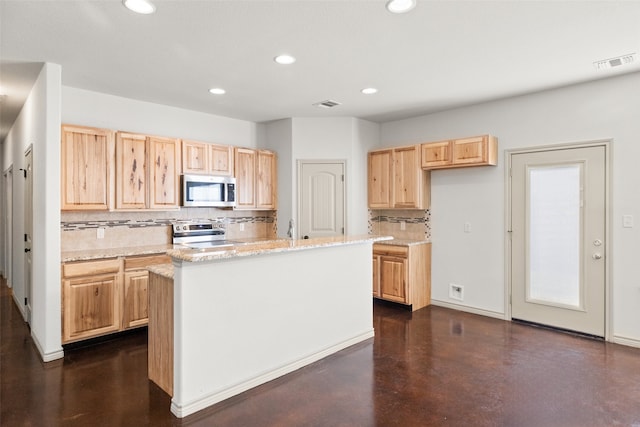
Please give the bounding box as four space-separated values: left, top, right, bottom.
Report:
124 254 171 271
373 244 408 258
63 258 121 278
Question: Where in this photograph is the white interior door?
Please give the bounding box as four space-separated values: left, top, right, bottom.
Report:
3 167 13 287
24 148 33 324
510 145 606 337
298 161 345 239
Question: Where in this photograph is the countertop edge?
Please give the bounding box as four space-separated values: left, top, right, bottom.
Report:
168 235 393 263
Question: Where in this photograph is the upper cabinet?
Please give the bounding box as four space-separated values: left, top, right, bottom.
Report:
182 140 234 176
421 135 498 170
234 147 277 210
368 149 393 209
116 132 148 209
61 124 114 211
368 145 430 210
149 136 181 209
115 132 181 210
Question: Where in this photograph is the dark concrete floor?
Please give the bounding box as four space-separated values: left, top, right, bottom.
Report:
2 279 640 426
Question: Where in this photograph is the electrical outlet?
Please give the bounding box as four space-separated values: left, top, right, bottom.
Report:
464 222 471 233
239 223 245 232
97 227 105 239
449 283 464 301
400 221 406 231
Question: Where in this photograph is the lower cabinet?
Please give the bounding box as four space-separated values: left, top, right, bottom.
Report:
62 258 122 343
122 254 170 330
372 242 431 311
62 254 170 344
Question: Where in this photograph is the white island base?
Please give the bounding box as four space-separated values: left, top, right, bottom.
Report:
162 237 382 418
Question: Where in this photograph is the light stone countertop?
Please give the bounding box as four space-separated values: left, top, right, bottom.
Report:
62 244 175 263
167 235 393 263
374 238 431 247
147 263 174 279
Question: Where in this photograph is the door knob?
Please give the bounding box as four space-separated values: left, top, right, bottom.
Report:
592 253 602 260
593 239 603 247
24 248 31 253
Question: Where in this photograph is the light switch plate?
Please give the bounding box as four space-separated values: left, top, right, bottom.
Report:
623 215 634 228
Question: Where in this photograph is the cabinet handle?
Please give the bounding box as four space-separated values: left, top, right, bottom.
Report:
95 288 99 296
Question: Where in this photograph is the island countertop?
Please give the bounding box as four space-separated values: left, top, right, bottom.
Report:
167 234 393 263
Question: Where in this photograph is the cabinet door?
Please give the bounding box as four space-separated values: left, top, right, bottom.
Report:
149 136 181 209
256 150 277 210
210 144 234 176
182 140 210 175
116 132 148 209
373 256 380 297
123 271 149 329
234 147 256 209
380 256 407 303
452 136 488 165
62 273 121 343
61 125 114 210
368 150 393 208
421 141 452 169
393 146 422 208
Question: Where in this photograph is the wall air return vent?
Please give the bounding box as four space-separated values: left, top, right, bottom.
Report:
313 99 341 109
593 53 636 70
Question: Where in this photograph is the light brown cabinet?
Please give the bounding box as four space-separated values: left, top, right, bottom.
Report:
149 136 181 209
421 135 498 170
115 132 181 210
61 124 114 211
368 149 393 209
182 140 234 176
372 243 431 311
122 254 170 330
234 147 277 210
62 258 121 343
115 132 148 209
62 254 170 343
368 145 430 209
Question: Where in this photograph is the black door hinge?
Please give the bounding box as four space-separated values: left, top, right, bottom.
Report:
24 297 28 306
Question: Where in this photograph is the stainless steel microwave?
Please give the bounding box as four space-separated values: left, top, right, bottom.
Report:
181 174 236 208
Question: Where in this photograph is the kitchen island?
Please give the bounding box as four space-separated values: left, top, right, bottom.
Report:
148 235 390 418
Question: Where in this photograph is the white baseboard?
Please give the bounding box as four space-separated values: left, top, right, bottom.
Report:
612 335 640 349
11 293 27 321
31 332 64 362
431 299 507 320
170 329 375 418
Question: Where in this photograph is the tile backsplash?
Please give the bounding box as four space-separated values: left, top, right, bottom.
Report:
61 209 277 252
369 209 431 241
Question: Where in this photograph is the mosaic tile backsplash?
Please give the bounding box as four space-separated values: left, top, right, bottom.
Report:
61 209 277 252
368 209 431 241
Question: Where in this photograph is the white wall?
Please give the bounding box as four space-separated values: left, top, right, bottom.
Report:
1 63 63 361
260 119 293 238
260 117 377 237
379 71 640 346
62 87 259 148
291 117 377 236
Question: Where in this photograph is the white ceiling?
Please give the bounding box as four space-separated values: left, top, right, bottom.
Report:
1 0 640 143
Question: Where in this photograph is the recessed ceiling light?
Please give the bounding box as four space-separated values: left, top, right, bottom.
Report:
385 0 416 14
361 88 378 95
123 0 156 15
208 88 226 95
274 55 296 65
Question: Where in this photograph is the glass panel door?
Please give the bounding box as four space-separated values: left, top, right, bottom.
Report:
528 164 582 309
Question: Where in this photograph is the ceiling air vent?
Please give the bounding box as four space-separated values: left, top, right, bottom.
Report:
313 99 341 109
593 53 636 70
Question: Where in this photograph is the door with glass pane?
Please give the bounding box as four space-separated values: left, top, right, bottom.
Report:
510 146 606 337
